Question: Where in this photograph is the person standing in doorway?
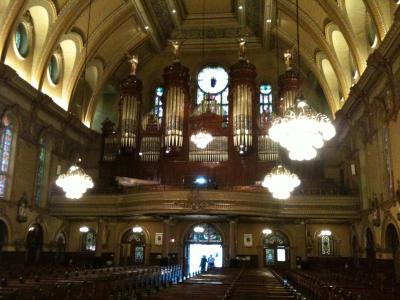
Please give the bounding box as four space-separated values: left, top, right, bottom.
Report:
200 255 207 272
207 254 215 270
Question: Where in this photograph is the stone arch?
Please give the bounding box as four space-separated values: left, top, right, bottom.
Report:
381 214 400 249
26 0 57 86
325 22 353 91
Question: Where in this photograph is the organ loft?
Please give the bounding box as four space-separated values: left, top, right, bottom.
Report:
0 0 399 299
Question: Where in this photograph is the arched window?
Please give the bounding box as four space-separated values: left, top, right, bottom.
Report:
187 224 222 243
0 115 14 198
197 66 229 119
263 231 290 265
82 228 96 251
259 84 273 113
154 86 164 122
34 136 46 206
319 234 334 256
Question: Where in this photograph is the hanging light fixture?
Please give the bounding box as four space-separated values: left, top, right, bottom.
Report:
132 225 143 233
262 228 272 235
56 2 95 199
268 0 335 161
56 160 94 199
190 130 213 149
262 165 300 200
269 100 336 160
190 0 213 150
193 225 205 233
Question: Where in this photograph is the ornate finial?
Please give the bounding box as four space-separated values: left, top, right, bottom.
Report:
127 54 138 75
283 49 293 71
169 40 181 62
237 37 246 60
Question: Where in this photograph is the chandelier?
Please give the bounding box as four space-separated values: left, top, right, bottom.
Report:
269 100 335 161
262 165 300 199
56 164 94 199
190 130 213 149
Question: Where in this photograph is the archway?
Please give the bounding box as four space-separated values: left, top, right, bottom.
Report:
120 229 146 266
385 224 400 282
366 228 375 270
0 220 8 264
26 224 43 264
184 223 223 274
263 231 290 267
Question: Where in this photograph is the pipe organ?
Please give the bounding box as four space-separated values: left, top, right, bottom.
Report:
119 55 142 151
162 56 190 154
99 45 324 188
278 50 300 115
229 53 257 154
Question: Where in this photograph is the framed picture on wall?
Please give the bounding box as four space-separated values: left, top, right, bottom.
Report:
244 234 253 247
155 233 163 245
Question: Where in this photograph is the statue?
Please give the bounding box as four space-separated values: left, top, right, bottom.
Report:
127 54 139 75
238 37 246 60
17 192 28 223
169 40 181 62
283 49 293 71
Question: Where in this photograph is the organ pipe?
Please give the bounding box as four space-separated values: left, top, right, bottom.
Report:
119 55 142 151
162 41 190 153
229 38 257 153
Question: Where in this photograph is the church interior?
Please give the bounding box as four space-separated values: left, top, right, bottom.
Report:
0 0 400 299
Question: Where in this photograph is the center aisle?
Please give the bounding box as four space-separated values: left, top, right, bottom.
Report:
146 268 295 300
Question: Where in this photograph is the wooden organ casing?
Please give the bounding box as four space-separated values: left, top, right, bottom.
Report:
99 52 326 189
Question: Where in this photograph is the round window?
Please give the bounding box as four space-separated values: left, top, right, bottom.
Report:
48 54 60 85
197 66 228 94
15 23 29 58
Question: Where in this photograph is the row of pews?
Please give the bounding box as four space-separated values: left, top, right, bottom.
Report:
0 265 183 300
273 268 400 299
146 268 302 300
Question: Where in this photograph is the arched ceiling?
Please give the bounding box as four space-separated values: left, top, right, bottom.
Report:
0 0 398 128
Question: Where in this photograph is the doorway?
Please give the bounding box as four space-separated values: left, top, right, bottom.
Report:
120 230 146 266
185 223 223 274
263 231 290 267
26 224 43 264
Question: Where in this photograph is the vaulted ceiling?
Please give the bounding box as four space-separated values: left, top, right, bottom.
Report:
0 0 398 129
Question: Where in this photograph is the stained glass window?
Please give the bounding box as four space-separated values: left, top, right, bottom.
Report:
0 117 13 198
197 66 229 120
154 86 164 121
188 224 222 243
260 84 273 113
34 137 46 206
82 229 96 251
135 246 144 263
320 235 334 256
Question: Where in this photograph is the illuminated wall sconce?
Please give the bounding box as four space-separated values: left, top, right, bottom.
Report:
79 226 89 233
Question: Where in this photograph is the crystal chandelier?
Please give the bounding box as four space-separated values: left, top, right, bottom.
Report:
262 165 300 199
269 100 335 161
56 164 94 199
190 130 213 149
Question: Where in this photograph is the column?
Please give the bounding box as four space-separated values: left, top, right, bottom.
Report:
95 218 105 258
162 218 171 264
229 219 237 260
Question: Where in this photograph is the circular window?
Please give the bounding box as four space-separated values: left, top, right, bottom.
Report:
48 54 60 85
15 23 29 58
197 66 228 94
260 84 272 95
